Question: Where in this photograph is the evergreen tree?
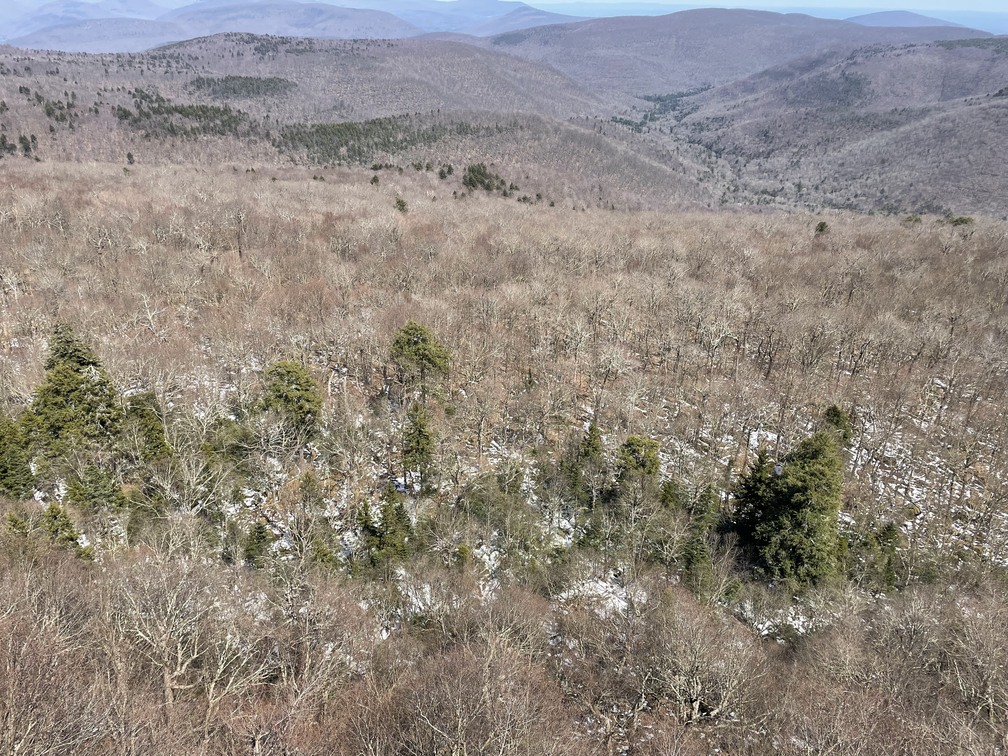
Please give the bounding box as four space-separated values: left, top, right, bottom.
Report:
42 502 80 548
40 502 92 559
678 484 737 601
732 448 775 548
260 359 323 438
733 431 845 588
21 324 123 458
581 421 604 467
0 414 34 498
243 520 275 568
357 483 412 573
562 420 605 509
65 465 126 512
390 321 450 399
822 404 854 444
681 484 721 576
589 434 661 549
403 402 436 492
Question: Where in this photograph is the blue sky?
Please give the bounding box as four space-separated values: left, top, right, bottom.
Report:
12 0 1007 8
9 0 1007 25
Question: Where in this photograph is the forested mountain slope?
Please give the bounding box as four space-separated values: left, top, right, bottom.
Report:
1 161 1006 752
2 23 1005 215
656 39 1008 214
477 9 991 94
1 6 1008 751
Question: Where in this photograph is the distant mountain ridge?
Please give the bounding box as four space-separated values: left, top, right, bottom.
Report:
323 0 533 32
11 18 189 54
0 12 1004 215
3 0 582 48
7 0 423 51
2 0 169 39
846 11 966 28
476 8 991 95
160 1 421 36
3 0 994 52
466 6 584 36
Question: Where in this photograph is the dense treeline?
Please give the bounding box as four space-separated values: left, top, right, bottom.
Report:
0 163 1007 752
187 76 297 100
115 87 257 140
276 118 493 166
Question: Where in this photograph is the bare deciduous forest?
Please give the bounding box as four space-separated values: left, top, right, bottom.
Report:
1 160 1006 754
0 16 1007 756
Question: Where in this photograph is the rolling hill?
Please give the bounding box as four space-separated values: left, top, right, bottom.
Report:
158 0 421 37
9 19 191 52
3 0 585 50
846 11 965 28
465 6 584 36
0 8 1004 216
154 34 605 119
1 0 169 40
9 1 422 52
658 38 1008 214
478 8 990 95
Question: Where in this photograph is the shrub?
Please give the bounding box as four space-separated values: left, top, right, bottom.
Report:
616 435 660 480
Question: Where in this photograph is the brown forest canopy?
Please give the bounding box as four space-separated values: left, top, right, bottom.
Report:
0 160 1006 752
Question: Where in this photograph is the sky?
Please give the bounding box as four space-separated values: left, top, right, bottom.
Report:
6 0 1007 23
531 0 1008 12
6 0 1007 8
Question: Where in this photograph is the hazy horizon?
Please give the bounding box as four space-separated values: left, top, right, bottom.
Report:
3 0 1006 36
537 0 1008 11
6 0 1008 11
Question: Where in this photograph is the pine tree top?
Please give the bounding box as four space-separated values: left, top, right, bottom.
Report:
44 323 100 371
